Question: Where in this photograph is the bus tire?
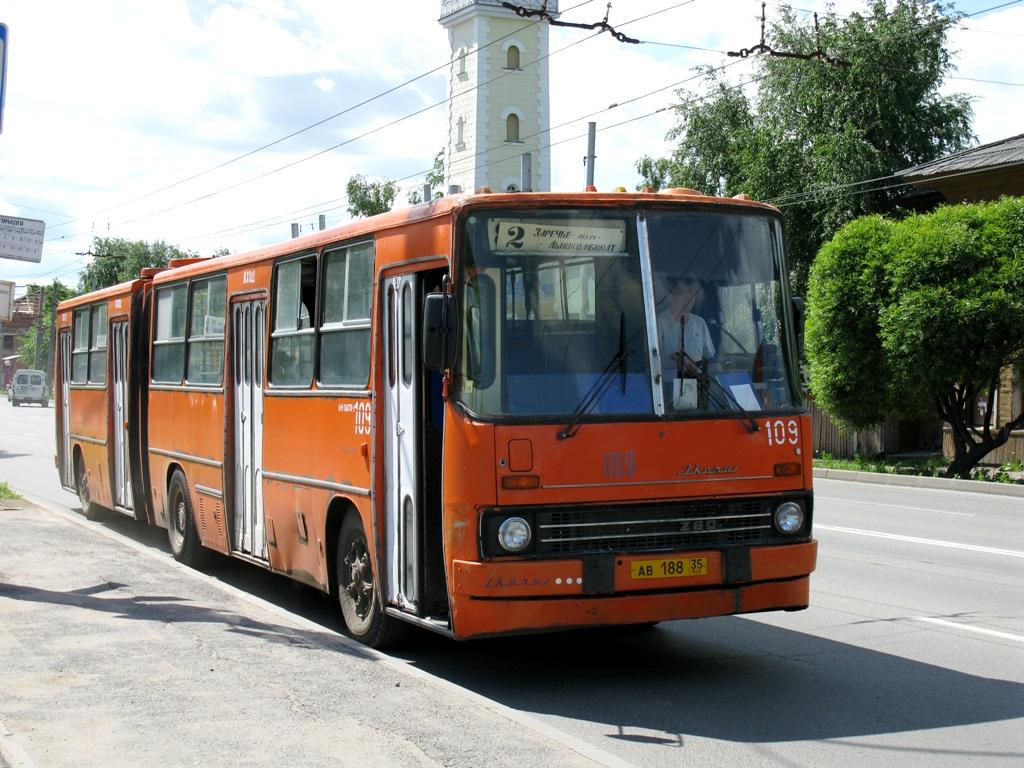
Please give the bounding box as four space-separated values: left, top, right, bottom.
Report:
75 452 102 521
336 513 404 648
166 469 210 569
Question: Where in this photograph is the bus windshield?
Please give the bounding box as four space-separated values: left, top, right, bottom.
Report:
456 206 801 420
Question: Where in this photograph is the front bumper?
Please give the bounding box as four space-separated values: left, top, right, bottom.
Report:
448 540 817 639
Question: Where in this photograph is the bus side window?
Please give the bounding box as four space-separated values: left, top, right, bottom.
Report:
187 276 227 385
89 303 108 384
72 307 90 383
319 242 373 387
153 285 188 383
270 256 316 387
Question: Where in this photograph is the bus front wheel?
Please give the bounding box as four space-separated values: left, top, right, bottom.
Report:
336 513 404 648
166 470 210 569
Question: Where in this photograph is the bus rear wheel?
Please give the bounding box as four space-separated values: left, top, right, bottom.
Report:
336 514 404 648
75 454 101 521
166 469 210 569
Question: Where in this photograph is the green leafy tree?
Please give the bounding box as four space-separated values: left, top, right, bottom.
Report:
78 237 195 293
346 174 399 218
806 198 1024 478
15 281 78 377
637 1 973 292
407 149 447 205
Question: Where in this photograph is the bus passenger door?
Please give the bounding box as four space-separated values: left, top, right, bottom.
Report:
384 275 421 612
111 321 133 511
232 300 268 560
59 329 73 487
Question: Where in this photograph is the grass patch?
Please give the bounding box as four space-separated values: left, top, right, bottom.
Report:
813 453 1023 483
0 481 22 500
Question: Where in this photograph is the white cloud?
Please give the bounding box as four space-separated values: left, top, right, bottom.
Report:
314 77 336 93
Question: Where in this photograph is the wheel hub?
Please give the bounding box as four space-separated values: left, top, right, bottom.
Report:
343 543 373 620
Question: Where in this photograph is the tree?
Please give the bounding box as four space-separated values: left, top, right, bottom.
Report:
407 149 446 205
16 281 78 378
636 1 973 292
805 198 1024 478
346 175 398 218
78 237 196 293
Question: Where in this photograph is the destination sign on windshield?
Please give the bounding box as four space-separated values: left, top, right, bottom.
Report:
490 220 626 256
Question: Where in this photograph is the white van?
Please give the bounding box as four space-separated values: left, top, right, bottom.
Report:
11 369 48 407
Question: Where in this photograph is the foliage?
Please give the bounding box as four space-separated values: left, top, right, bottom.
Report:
813 452 948 476
0 481 22 500
15 281 78 373
636 0 973 292
813 453 1022 483
346 175 399 218
78 237 195 293
806 198 1024 478
407 149 447 205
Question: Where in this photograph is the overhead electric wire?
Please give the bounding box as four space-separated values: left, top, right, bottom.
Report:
770 164 1018 209
41 0 600 239
47 0 706 243
951 75 1024 86
41 0 701 247
24 0 1018 273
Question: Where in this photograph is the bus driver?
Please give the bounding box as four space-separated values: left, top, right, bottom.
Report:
657 275 716 379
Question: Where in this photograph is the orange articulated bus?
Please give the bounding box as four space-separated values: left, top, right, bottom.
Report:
55 189 817 646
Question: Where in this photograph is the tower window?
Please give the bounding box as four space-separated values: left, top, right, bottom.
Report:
506 113 520 142
456 116 466 150
506 45 520 70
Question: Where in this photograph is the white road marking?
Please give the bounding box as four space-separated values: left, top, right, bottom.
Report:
914 617 1024 643
17 494 639 768
816 524 1024 558
816 495 974 517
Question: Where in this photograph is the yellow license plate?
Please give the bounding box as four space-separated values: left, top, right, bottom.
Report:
630 557 708 580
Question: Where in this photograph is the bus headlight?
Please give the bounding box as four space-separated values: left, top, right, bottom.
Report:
497 517 532 553
774 501 804 534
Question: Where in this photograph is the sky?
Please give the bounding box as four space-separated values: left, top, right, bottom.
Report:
0 0 1021 293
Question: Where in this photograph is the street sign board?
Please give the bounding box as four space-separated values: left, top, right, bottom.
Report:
1 215 45 263
0 23 7 134
0 280 13 321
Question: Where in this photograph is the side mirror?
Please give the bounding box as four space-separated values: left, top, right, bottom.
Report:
791 297 806 358
422 293 459 370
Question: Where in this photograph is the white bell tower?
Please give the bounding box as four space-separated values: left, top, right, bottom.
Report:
439 0 555 193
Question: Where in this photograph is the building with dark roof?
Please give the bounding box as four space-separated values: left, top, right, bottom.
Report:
899 133 1024 208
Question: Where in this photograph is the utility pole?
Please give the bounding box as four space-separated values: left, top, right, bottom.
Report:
584 122 597 189
33 285 46 369
48 280 59 384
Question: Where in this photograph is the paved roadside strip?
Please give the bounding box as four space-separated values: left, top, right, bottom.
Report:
0 499 634 768
812 467 1024 498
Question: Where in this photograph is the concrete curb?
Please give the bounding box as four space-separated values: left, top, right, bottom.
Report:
813 467 1024 497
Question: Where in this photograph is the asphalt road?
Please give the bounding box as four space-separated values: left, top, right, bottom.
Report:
1 398 1022 767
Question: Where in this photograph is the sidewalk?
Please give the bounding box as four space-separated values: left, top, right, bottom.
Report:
813 467 1024 498
0 501 613 768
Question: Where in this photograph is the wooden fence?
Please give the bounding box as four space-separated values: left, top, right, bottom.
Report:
807 398 940 458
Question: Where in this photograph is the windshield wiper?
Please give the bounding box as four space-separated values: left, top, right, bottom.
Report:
557 313 631 441
679 352 760 433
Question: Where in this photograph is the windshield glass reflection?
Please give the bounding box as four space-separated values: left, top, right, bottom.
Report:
455 207 800 420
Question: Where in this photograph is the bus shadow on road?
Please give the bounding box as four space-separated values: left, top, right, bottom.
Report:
34 509 1024 749
0 577 376 663
393 617 1024 746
